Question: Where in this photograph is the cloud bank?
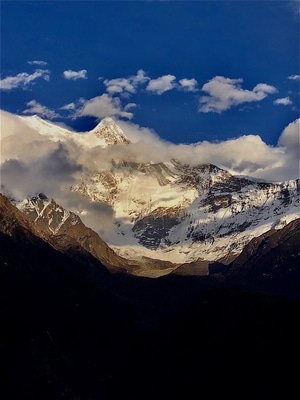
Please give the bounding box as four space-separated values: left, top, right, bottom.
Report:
2 110 298 184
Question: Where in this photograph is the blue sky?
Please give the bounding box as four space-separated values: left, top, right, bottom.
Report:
1 0 299 146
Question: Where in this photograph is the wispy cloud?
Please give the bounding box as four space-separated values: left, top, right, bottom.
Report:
0 69 50 91
274 97 293 106
288 74 300 81
22 100 59 120
63 69 87 80
60 102 76 111
146 74 177 95
199 76 277 113
27 60 48 66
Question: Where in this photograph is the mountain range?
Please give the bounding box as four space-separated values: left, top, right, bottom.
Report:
1 115 300 399
2 114 299 277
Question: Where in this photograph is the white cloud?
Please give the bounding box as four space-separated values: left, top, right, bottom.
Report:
199 76 277 113
276 118 300 180
146 74 177 95
274 97 293 106
288 74 300 81
278 118 300 152
63 69 87 80
179 78 198 92
104 78 135 95
60 102 76 111
104 69 150 96
132 69 150 85
0 69 50 91
75 94 134 120
22 100 59 120
28 60 48 66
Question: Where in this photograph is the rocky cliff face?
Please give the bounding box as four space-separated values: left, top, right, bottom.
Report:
0 193 111 280
15 193 133 273
14 193 179 277
224 218 300 300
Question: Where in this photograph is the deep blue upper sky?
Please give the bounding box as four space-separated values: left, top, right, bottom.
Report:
1 0 299 145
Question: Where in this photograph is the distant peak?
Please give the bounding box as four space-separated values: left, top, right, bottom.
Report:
91 117 116 131
91 117 131 146
99 116 116 126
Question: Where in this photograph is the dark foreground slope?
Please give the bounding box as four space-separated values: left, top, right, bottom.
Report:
220 218 300 301
1 194 300 399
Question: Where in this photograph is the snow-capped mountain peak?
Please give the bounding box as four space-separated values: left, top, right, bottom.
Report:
91 117 131 146
18 114 130 148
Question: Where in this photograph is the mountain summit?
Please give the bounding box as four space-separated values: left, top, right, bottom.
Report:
91 117 131 146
